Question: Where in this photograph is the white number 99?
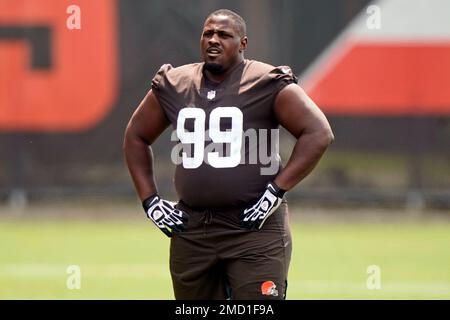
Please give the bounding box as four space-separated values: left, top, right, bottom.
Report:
176 107 243 169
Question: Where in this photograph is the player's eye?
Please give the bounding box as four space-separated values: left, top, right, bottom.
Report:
218 32 231 38
203 31 213 37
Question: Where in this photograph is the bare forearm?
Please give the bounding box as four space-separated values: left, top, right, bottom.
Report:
123 135 158 201
274 130 333 191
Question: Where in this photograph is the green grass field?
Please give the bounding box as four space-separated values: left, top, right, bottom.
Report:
1 206 449 299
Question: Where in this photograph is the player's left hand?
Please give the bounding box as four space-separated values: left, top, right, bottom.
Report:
240 182 286 230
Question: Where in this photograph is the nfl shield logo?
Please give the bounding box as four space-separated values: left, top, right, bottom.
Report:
207 90 216 100
281 66 290 74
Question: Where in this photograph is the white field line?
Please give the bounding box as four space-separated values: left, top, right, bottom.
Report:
0 263 169 278
289 281 450 296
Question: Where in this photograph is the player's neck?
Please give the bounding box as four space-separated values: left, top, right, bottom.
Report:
204 71 224 84
204 59 244 83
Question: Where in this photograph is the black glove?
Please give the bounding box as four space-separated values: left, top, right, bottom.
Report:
142 195 189 237
240 182 286 230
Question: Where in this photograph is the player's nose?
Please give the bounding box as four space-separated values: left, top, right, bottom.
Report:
208 33 220 45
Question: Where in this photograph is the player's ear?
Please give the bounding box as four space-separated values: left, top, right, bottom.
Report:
239 36 248 52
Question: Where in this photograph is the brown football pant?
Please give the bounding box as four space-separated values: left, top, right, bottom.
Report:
170 200 292 300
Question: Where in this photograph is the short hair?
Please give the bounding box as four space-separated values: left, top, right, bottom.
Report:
206 9 247 37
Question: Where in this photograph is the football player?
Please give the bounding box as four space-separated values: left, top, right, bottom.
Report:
123 9 333 299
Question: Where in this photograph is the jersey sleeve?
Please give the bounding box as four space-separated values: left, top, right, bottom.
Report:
269 65 299 93
150 64 173 122
151 64 173 94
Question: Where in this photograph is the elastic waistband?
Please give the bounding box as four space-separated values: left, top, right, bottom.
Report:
176 199 249 215
176 198 287 216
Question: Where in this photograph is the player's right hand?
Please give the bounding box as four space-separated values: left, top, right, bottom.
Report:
142 194 189 237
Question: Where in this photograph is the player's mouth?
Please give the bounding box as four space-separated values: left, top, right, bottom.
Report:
206 47 222 57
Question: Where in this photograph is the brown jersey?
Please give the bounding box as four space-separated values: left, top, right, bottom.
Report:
151 59 297 209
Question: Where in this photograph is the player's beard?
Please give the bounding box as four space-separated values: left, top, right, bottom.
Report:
204 62 224 75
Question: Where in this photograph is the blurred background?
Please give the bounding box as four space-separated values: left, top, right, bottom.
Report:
0 0 449 299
